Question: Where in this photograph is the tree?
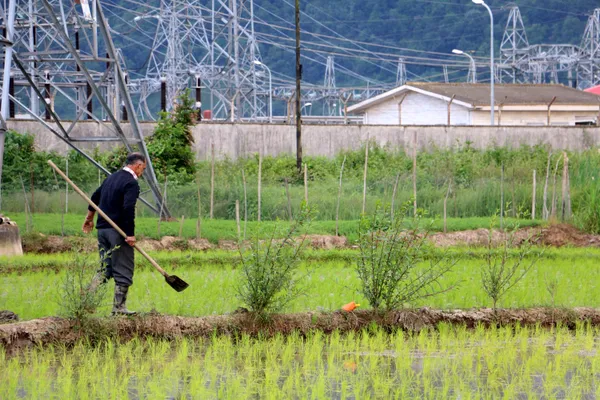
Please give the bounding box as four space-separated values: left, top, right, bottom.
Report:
146 89 197 183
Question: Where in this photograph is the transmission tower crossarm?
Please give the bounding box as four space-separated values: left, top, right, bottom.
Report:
10 53 162 214
39 0 132 150
95 1 169 217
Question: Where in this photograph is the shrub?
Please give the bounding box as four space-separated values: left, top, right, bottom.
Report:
58 251 109 324
480 221 543 310
236 204 312 315
356 202 457 311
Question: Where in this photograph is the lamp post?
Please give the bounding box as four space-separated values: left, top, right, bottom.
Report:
253 60 272 123
300 102 312 115
452 49 477 83
472 0 494 125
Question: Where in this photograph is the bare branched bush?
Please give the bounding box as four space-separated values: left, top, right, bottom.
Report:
356 202 457 311
59 250 110 323
481 222 543 310
236 204 312 315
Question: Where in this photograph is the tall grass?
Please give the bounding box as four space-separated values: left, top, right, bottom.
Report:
2 144 599 229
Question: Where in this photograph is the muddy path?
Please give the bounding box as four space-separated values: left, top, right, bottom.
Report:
2 307 600 354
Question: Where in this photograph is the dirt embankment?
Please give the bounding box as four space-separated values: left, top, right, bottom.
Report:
1 307 599 354
21 224 600 254
429 224 600 248
22 234 349 254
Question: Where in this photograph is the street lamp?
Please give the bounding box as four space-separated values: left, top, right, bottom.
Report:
472 0 495 125
452 49 477 83
253 60 272 123
300 102 312 115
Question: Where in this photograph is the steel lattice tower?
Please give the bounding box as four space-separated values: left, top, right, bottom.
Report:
131 0 266 121
500 6 529 83
578 9 600 89
0 0 169 216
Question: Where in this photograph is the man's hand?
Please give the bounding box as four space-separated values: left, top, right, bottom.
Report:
125 236 136 246
82 218 94 234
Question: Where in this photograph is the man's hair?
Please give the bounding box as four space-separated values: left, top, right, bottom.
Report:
126 152 146 166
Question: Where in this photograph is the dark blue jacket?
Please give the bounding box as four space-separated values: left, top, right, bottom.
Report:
89 170 140 236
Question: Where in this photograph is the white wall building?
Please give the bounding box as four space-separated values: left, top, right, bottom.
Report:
347 83 600 126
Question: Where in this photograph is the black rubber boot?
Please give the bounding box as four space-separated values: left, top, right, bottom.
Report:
111 285 136 316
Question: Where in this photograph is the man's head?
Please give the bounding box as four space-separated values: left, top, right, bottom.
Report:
126 152 147 177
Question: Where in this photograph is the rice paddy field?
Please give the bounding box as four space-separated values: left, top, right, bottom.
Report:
3 247 600 398
3 324 600 398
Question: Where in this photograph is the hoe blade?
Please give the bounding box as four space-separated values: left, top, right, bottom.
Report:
166 275 189 292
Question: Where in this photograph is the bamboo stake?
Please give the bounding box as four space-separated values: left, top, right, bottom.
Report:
242 168 248 239
542 151 552 220
196 173 202 239
51 169 65 236
210 142 215 219
157 174 168 237
550 156 561 219
561 152 571 221
390 172 400 220
531 169 536 220
500 162 504 229
412 131 417 216
19 175 32 232
235 200 241 240
65 158 69 214
443 179 452 233
304 163 308 204
335 155 346 236
258 153 262 222
284 178 293 221
30 164 35 214
362 142 369 214
179 215 185 238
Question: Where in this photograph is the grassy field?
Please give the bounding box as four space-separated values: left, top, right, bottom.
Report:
10 212 543 242
3 248 600 320
2 324 600 398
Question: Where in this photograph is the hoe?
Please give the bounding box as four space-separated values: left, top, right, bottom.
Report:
48 160 189 292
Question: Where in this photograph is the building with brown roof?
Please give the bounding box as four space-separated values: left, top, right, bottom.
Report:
347 83 600 126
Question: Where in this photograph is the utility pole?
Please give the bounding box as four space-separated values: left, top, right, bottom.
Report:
295 0 302 172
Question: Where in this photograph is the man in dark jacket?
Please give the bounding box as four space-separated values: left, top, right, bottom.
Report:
83 152 146 315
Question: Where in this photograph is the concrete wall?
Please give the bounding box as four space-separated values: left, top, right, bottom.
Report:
7 120 600 160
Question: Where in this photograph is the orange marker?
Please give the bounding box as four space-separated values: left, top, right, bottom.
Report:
342 301 360 312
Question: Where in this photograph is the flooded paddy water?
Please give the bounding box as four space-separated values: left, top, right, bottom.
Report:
2 324 600 399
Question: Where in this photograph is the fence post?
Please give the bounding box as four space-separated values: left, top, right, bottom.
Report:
412 131 417 216
285 178 293 221
336 156 346 236
242 168 248 239
531 169 536 220
258 153 262 222
444 180 452 233
362 142 369 214
196 173 202 239
542 152 552 220
235 200 241 240
210 142 215 219
304 163 308 204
